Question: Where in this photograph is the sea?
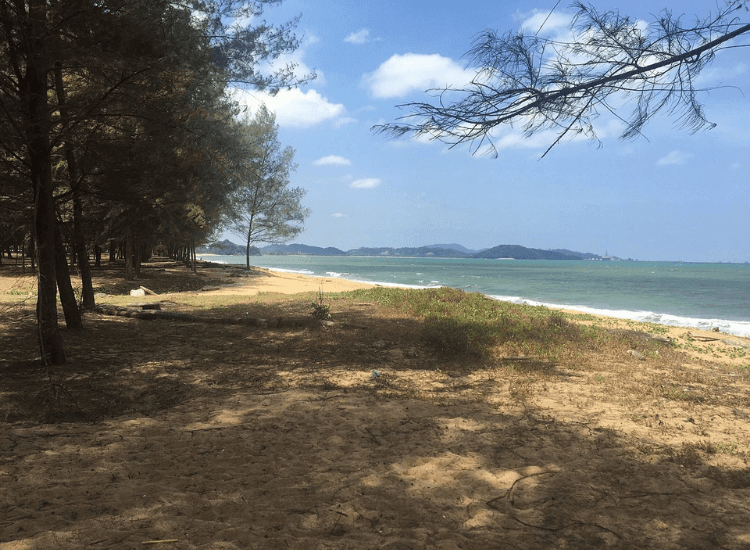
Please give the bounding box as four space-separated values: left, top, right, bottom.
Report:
197 255 750 338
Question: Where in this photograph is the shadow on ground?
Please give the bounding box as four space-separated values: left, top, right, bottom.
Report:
1 287 749 549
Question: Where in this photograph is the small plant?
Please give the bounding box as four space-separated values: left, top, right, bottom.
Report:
421 317 472 356
711 441 742 456
311 287 331 320
5 288 32 296
667 442 703 466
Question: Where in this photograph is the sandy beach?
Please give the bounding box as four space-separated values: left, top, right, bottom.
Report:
3 259 750 549
194 264 378 295
1 259 747 364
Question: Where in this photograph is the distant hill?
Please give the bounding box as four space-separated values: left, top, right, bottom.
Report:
472 245 581 260
200 240 593 260
347 246 469 258
261 243 348 256
197 239 260 256
424 243 478 254
551 248 602 260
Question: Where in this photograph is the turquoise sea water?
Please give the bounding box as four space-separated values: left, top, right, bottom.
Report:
198 255 750 337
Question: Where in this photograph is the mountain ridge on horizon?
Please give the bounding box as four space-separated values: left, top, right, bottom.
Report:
199 240 608 260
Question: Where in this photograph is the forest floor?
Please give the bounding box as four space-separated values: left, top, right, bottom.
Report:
1 257 750 549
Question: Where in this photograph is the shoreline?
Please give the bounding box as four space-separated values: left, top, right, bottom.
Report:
199 259 750 339
1 259 747 365
190 261 750 353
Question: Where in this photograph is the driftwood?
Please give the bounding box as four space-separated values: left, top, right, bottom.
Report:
130 302 162 310
686 331 719 342
607 329 674 345
94 305 371 330
96 305 272 327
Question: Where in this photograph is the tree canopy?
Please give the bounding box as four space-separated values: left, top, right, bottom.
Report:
0 0 310 364
374 0 750 158
229 105 309 270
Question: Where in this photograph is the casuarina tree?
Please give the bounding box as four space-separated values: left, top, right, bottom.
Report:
229 105 310 270
0 0 311 365
374 0 750 158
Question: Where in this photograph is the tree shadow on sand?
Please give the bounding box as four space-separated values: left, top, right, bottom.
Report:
2 298 750 549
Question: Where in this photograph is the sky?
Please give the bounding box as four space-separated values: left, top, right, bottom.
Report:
221 0 750 263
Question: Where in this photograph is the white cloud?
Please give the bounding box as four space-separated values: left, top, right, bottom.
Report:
695 62 748 87
304 34 320 46
314 155 352 166
350 178 381 189
229 87 346 128
345 29 371 44
519 9 572 34
254 33 322 87
657 150 692 166
332 213 346 218
730 162 742 170
365 53 474 99
334 117 358 128
267 50 322 85
494 129 563 151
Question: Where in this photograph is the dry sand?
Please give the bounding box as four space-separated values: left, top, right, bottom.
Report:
1 260 749 549
193 266 377 296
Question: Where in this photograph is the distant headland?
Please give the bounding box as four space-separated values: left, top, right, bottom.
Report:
197 240 622 261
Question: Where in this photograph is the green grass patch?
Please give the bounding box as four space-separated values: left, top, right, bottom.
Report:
347 286 604 360
709 441 743 456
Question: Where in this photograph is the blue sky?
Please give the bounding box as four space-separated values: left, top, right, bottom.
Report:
222 0 750 263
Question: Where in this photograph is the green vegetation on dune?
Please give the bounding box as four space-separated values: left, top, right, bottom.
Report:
345 286 603 360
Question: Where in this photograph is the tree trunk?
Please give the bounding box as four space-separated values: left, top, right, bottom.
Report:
27 0 65 364
251 227 253 271
28 236 36 273
74 206 95 308
109 240 116 262
125 231 134 280
94 244 101 267
55 61 96 310
55 230 83 329
31 141 64 361
134 242 141 277
69 241 76 270
191 235 197 273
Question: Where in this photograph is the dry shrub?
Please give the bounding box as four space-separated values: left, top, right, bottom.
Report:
421 317 473 357
666 442 703 467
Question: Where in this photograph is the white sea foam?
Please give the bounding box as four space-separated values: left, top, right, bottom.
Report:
488 295 750 337
197 256 227 264
255 266 316 276
375 281 442 289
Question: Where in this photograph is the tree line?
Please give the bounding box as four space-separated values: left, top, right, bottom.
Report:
0 0 309 364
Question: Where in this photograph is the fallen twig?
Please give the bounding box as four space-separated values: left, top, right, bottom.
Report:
364 427 380 445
